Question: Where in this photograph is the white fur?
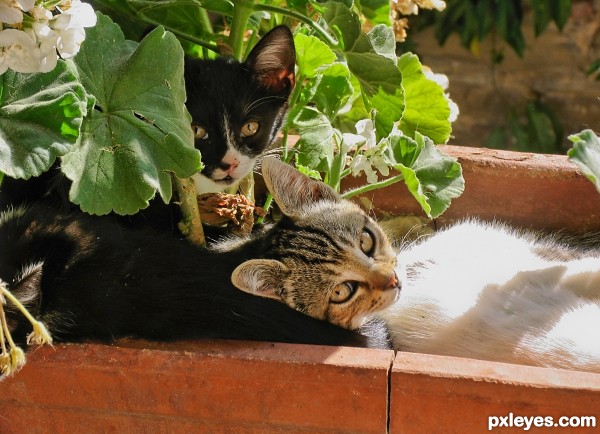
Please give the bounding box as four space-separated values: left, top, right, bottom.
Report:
378 220 600 372
0 205 26 226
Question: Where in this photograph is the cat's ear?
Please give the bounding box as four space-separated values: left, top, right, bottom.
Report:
232 259 289 301
261 157 340 217
245 25 296 92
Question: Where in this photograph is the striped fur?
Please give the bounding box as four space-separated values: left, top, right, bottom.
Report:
231 159 400 329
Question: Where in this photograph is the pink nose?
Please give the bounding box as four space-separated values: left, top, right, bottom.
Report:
224 160 239 175
386 272 399 290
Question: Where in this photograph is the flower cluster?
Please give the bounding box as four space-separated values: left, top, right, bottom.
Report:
391 0 446 42
0 0 96 74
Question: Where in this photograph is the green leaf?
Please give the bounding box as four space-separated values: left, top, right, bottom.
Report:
295 164 322 180
290 106 335 172
387 133 464 218
366 25 397 61
321 1 361 50
371 86 404 141
397 53 452 144
294 33 337 78
550 0 571 31
345 32 402 97
497 0 525 56
310 63 354 119
63 13 200 215
358 0 391 25
568 130 600 193
531 0 552 36
0 61 87 179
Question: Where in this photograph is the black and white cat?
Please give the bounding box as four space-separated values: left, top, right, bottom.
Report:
0 26 295 228
184 25 295 193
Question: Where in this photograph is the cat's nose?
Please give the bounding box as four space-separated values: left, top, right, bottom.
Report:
386 272 400 291
222 159 240 175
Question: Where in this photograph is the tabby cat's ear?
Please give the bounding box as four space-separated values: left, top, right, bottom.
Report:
232 259 289 301
261 157 340 217
245 25 296 92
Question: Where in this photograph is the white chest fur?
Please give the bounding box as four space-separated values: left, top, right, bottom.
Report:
378 220 600 372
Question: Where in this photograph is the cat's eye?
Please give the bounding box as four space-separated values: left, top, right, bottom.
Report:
241 120 260 137
192 125 208 140
330 282 357 304
360 229 375 256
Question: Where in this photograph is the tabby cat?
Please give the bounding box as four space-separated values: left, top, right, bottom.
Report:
244 208 600 372
0 158 393 351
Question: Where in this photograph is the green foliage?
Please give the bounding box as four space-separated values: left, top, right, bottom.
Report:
587 59 600 81
411 0 572 59
568 130 600 193
397 53 451 144
386 132 464 218
64 15 200 215
0 12 200 216
484 101 564 154
0 61 87 179
2 0 464 220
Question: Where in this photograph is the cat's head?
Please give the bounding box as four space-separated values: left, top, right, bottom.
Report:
184 26 296 193
231 158 400 330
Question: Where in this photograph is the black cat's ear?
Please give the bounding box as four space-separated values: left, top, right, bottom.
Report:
232 259 289 301
245 26 296 93
261 157 340 217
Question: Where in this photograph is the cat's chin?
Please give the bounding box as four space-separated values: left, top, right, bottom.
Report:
192 172 240 194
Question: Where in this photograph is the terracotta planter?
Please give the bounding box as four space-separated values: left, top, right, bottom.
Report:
1 146 599 433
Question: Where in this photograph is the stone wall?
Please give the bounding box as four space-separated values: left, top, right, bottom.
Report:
408 0 600 152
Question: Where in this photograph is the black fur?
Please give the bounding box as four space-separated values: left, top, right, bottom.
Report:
0 203 390 349
185 29 294 182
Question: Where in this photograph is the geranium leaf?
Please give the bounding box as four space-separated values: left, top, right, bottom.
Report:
398 53 452 144
291 106 335 172
63 13 200 215
568 130 600 193
389 133 464 218
294 33 337 79
0 60 87 179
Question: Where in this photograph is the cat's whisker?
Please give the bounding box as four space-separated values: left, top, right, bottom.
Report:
242 95 287 117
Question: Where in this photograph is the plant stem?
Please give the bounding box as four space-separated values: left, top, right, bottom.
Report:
328 152 346 193
342 174 405 199
229 0 254 61
1 284 42 333
173 176 206 247
238 172 255 203
253 4 339 47
137 12 220 53
198 6 214 35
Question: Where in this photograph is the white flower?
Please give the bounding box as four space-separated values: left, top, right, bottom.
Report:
59 1 97 29
341 133 366 154
0 0 34 24
0 29 42 74
371 155 390 177
393 0 418 16
447 97 459 123
355 119 377 149
49 0 96 59
417 0 446 12
351 154 379 184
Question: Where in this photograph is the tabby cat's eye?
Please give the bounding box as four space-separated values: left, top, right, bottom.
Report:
241 120 260 137
360 229 375 256
192 125 208 140
330 282 357 304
